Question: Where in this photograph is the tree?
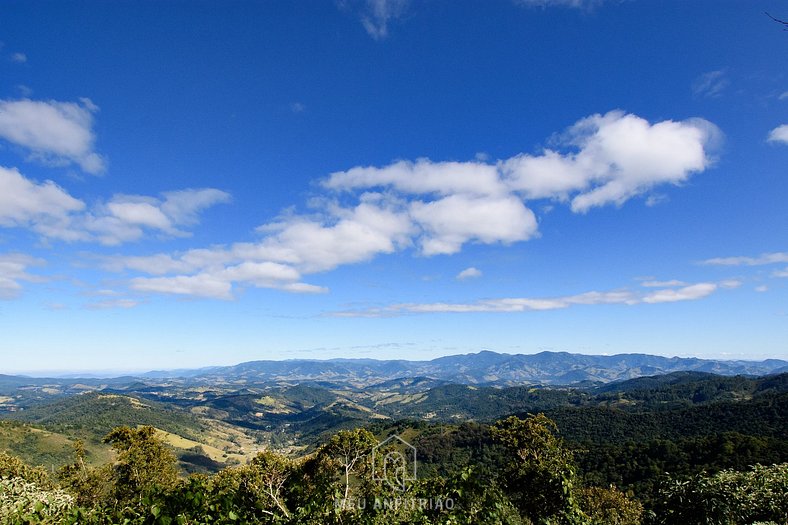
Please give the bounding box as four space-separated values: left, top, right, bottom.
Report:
491 414 585 524
102 425 178 508
576 486 642 525
248 450 295 520
321 428 378 509
57 440 114 509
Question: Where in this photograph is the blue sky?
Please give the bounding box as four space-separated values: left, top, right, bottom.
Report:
0 0 786 373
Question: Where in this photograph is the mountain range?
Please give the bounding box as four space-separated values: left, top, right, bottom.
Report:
145 350 788 387
6 350 788 388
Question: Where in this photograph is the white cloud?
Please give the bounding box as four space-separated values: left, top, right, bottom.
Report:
640 279 686 288
516 0 603 8
0 166 85 232
773 267 788 278
333 280 731 317
509 111 717 213
701 252 788 266
767 125 788 145
0 253 44 299
102 110 719 299
719 279 742 289
131 275 234 300
357 0 409 40
10 52 27 63
642 283 717 303
692 70 729 98
645 194 668 207
253 198 414 272
86 298 139 310
779 91 788 101
0 98 106 174
457 267 482 280
129 260 327 299
0 166 229 245
89 189 232 243
411 194 537 255
107 199 173 231
755 285 768 292
329 112 717 215
326 159 506 197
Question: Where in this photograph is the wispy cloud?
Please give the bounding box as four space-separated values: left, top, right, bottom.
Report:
701 252 788 266
0 98 106 174
10 52 27 64
344 0 409 40
515 0 605 9
641 282 718 304
85 298 139 310
0 253 45 299
332 280 733 317
692 70 729 98
768 125 788 145
457 267 482 280
639 279 686 288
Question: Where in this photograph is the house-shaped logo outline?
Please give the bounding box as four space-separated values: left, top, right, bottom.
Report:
371 434 417 490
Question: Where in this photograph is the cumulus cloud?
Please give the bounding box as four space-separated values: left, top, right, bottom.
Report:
411 194 537 255
692 70 729 98
0 98 106 174
0 253 44 299
509 111 717 212
0 166 85 232
326 159 506 197
333 280 732 317
117 198 406 298
330 111 718 215
457 267 482 280
768 125 788 145
701 252 788 266
104 110 719 299
0 165 229 245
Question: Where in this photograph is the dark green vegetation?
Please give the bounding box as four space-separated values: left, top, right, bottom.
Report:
1 419 785 524
1 361 787 523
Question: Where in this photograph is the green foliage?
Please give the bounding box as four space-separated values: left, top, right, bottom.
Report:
0 476 75 524
491 414 584 524
652 463 788 525
102 425 179 508
0 450 51 488
10 392 208 441
576 486 643 525
1 372 787 524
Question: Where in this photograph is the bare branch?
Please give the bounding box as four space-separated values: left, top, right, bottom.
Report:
766 12 788 30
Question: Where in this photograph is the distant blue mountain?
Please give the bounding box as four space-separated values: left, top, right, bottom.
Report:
175 350 788 386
